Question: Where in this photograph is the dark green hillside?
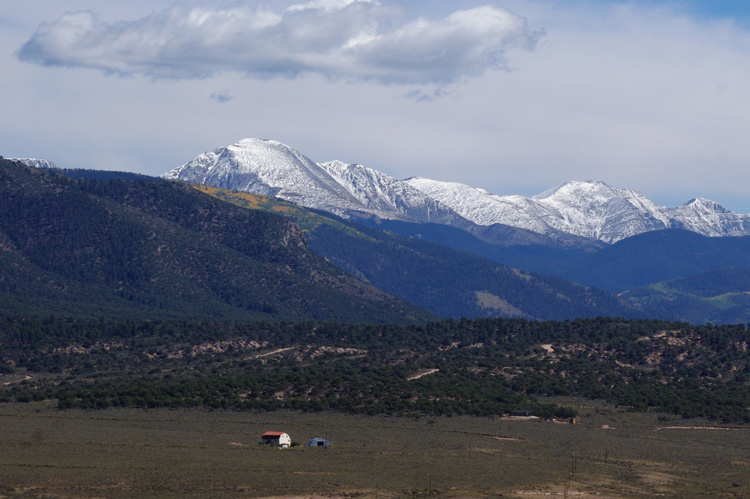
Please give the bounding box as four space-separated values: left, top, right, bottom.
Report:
3 316 749 422
623 268 750 325
0 159 432 324
370 221 750 325
202 187 635 320
59 168 158 181
370 223 750 294
368 218 604 251
309 223 633 320
572 230 750 292
660 267 750 297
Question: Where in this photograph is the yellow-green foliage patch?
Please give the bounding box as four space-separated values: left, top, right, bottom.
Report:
192 184 377 242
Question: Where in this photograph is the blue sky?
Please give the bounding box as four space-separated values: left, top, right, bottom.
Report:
3 0 750 212
654 1 750 20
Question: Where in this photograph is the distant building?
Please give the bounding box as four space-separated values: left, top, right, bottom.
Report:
307 437 331 447
261 431 291 447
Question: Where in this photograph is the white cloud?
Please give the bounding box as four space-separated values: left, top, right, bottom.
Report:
17 2 540 86
285 0 379 12
6 0 750 213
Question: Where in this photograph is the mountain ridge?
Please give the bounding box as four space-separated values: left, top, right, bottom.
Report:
8 156 750 324
161 139 750 244
409 177 750 243
0 157 432 324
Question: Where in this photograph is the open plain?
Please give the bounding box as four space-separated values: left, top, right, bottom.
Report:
1 400 748 498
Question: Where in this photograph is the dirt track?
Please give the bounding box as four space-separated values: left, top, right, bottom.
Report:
407 368 439 380
2 374 31 386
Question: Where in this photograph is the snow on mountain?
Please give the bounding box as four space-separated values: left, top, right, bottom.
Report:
163 138 750 244
672 198 750 237
318 160 466 225
531 181 674 243
163 139 372 218
11 141 747 245
405 177 560 235
11 158 58 169
163 138 468 224
407 178 750 243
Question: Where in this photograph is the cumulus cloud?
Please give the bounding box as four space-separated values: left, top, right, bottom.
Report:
17 1 540 85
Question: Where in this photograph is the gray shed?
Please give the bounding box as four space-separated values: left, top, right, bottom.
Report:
307 437 331 447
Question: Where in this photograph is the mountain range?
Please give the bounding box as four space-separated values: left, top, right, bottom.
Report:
163 138 750 245
199 186 750 325
2 157 635 322
197 185 635 321
10 141 750 324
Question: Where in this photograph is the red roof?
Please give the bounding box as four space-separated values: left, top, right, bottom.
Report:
262 431 286 438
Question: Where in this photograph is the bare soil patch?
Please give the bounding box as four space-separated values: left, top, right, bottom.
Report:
407 368 439 380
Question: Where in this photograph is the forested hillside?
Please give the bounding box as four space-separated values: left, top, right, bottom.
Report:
373 220 750 292
360 218 750 324
2 316 749 422
201 186 636 320
0 159 431 324
623 268 750 325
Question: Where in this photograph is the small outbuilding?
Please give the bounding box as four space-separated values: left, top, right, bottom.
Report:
511 410 534 417
261 431 291 447
307 437 331 447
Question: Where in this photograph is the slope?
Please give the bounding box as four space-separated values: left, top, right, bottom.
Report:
0 159 432 324
200 185 636 320
373 221 750 294
622 268 750 325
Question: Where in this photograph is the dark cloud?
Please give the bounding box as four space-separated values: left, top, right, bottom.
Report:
210 91 233 103
17 1 540 85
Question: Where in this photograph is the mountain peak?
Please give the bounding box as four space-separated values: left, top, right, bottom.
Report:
408 177 750 243
533 180 645 202
228 138 299 158
163 138 371 216
164 140 468 225
11 158 58 169
318 160 467 224
681 197 729 213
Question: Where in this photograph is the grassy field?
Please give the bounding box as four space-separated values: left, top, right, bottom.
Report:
0 400 749 498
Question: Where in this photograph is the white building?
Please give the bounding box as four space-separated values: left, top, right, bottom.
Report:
261 431 291 447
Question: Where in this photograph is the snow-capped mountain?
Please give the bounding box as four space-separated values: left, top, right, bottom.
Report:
11 158 58 169
672 198 750 238
12 140 748 246
163 138 750 244
163 139 366 218
163 139 469 224
318 160 466 226
406 178 750 243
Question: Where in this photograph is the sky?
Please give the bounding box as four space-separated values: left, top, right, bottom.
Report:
2 0 750 212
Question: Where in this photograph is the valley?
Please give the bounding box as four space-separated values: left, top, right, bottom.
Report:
8 1 750 496
2 155 750 497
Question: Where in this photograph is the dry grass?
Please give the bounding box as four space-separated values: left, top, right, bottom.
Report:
0 400 748 498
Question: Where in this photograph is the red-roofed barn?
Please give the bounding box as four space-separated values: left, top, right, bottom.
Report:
261 431 291 447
